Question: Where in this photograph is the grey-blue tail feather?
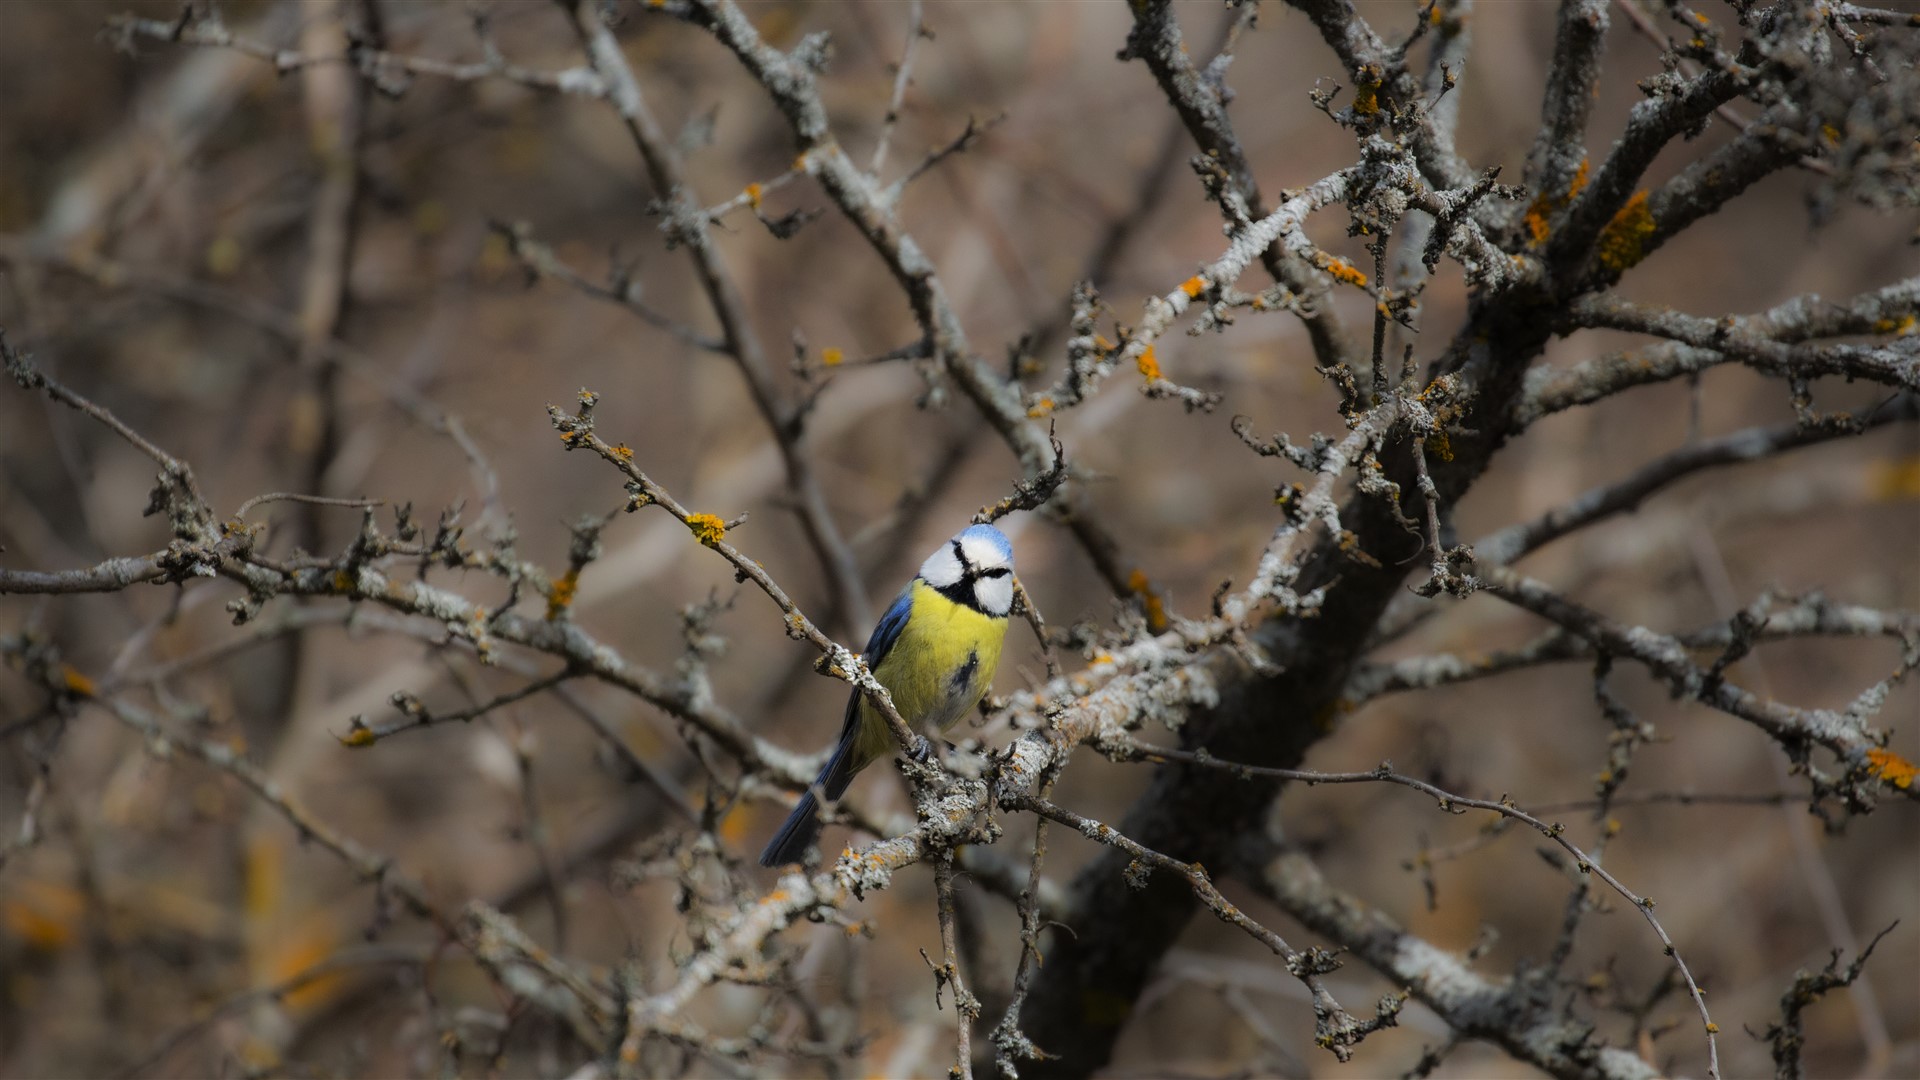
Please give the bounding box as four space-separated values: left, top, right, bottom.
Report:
759 789 823 867
759 728 860 867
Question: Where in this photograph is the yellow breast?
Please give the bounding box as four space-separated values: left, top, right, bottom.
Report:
851 580 1007 767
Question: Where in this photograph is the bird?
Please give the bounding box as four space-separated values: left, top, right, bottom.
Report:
760 523 1016 867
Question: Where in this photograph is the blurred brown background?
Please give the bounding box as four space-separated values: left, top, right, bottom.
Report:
1 1 1916 1077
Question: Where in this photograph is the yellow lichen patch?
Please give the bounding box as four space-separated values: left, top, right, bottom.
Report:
58 664 95 699
718 806 751 846
266 919 349 1013
745 182 763 210
611 443 634 461
686 513 727 547
1028 396 1056 419
1873 313 1915 335
559 429 581 447
338 722 376 748
1322 257 1368 287
1352 66 1382 117
332 569 353 592
821 347 845 367
1427 430 1454 462
1596 190 1657 272
205 235 242 278
1136 345 1162 382
546 570 579 621
3 881 82 952
1868 456 1920 500
1867 748 1916 789
1523 199 1554 247
1180 275 1206 298
1337 530 1382 568
1126 569 1168 631
1522 158 1589 248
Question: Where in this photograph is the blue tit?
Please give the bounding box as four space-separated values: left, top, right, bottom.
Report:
760 523 1016 867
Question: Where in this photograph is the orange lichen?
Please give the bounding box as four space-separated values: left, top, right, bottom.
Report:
1567 157 1590 199
1180 275 1206 298
3 883 81 952
1126 568 1168 631
1596 190 1657 272
744 182 763 210
1337 530 1382 568
1351 66 1382 117
1323 257 1368 287
821 347 845 367
1873 313 1915 335
1136 345 1162 382
1867 747 1916 789
338 721 376 748
686 513 727 547
611 443 634 461
1868 456 1920 501
546 570 579 620
1522 158 1589 247
58 665 95 699
718 807 751 845
1028 396 1056 418
1523 200 1554 247
1427 430 1454 462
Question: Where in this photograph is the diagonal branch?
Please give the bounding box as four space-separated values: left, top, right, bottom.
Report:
561 0 872 632
1122 0 1357 371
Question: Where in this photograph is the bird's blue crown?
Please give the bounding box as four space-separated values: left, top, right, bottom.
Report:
955 523 1013 560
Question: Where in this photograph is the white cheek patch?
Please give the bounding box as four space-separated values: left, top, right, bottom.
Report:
959 533 1012 574
919 544 965 587
973 575 1014 617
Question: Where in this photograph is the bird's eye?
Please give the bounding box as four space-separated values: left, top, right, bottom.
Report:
981 567 1011 579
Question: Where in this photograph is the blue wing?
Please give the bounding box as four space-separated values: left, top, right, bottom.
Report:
758 584 919 865
861 585 914 669
823 584 913 787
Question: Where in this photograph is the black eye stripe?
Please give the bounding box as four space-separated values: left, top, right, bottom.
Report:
980 567 1011 579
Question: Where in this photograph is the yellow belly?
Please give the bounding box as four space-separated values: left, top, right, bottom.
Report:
851 580 1007 769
